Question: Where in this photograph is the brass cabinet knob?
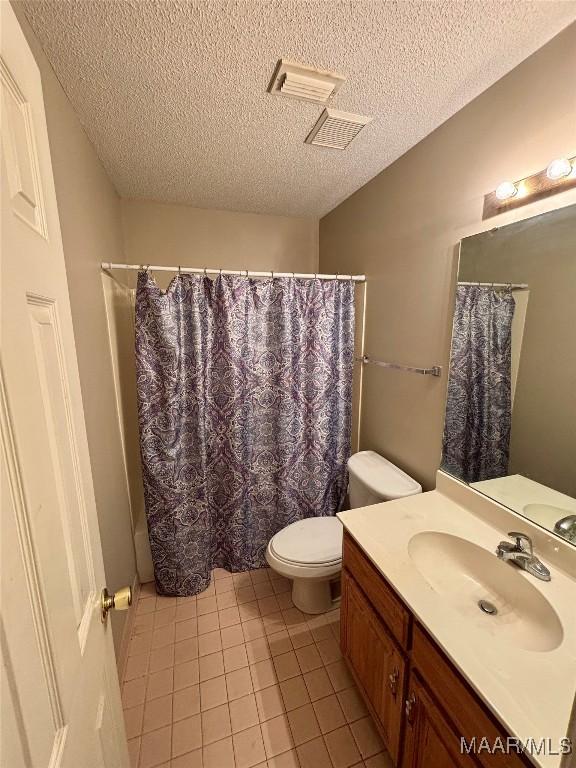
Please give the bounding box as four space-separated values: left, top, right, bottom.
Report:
388 667 399 697
405 692 417 723
101 585 132 623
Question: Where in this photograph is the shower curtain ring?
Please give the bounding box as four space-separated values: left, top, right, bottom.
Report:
178 265 181 274
245 269 249 277
204 267 207 276
271 271 274 280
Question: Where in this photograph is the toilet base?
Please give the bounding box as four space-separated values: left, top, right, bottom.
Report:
292 575 340 614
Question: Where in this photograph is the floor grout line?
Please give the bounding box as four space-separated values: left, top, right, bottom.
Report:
124 568 384 768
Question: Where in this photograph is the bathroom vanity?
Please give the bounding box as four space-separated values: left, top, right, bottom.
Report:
337 473 576 768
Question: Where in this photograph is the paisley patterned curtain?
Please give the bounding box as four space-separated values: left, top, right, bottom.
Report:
135 271 355 595
442 285 515 483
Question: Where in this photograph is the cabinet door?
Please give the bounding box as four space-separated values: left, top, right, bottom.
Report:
411 625 530 768
402 673 478 768
341 569 405 764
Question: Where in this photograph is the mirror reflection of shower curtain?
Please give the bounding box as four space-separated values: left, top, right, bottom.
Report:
442 285 515 483
135 271 355 596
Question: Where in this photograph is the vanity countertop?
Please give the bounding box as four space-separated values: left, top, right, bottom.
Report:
338 484 576 768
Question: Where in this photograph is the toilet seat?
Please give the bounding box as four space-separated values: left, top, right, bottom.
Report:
270 516 342 566
269 516 342 567
265 516 344 613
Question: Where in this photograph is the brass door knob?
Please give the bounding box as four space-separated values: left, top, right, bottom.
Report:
101 586 132 623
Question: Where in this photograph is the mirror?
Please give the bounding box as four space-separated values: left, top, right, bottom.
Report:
441 204 576 545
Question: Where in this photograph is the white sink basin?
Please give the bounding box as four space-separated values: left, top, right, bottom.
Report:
523 503 571 530
408 531 563 652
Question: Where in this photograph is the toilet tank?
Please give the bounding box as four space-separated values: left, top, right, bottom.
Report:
347 450 422 508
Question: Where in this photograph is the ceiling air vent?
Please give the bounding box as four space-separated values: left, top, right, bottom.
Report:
305 108 372 150
268 60 345 104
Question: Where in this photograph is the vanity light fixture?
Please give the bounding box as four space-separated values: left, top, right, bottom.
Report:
483 154 576 219
546 157 573 181
495 181 517 201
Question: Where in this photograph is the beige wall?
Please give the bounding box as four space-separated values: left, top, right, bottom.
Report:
12 4 136 652
319 23 576 491
120 199 318 281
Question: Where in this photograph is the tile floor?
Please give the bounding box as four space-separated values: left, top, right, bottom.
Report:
122 566 394 768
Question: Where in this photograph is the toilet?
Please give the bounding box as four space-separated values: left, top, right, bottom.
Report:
266 451 422 614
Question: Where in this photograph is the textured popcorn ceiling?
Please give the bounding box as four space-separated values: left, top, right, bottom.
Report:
21 0 576 216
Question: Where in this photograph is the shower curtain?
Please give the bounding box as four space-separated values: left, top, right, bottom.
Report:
135 271 355 595
442 285 515 483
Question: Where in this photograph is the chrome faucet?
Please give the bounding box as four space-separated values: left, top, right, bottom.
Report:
554 515 576 543
495 532 551 582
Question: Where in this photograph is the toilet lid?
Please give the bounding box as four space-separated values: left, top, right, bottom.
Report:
270 517 343 566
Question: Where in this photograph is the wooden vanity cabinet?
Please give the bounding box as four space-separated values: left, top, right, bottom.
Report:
341 569 406 764
342 531 410 647
402 671 477 768
341 532 532 768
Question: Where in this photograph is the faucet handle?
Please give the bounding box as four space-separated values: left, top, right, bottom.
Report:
508 532 533 555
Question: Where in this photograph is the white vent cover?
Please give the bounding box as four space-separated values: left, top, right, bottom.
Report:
268 60 345 104
305 108 372 150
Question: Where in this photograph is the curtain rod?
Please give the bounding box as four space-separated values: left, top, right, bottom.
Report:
458 281 529 290
101 262 366 282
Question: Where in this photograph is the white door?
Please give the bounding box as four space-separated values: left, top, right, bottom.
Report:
1 4 129 767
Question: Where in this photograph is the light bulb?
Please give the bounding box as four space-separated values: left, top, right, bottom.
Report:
495 181 517 201
546 158 572 181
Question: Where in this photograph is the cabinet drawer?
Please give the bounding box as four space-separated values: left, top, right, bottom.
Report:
343 532 410 649
412 624 531 768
